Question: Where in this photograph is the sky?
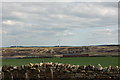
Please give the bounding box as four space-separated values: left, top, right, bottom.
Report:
1 0 120 2
2 2 119 47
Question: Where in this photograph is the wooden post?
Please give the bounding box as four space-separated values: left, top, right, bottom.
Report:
11 71 13 80
25 71 29 80
50 67 54 80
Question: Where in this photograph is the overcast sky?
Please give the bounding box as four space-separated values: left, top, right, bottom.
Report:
2 2 118 47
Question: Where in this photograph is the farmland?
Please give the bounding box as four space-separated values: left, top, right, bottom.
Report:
2 45 119 57
2 57 119 67
1 45 120 67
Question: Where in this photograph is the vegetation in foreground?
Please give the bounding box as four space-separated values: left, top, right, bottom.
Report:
2 57 119 67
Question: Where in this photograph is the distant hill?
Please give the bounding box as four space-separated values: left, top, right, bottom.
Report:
1 45 119 58
97 44 120 46
9 44 120 48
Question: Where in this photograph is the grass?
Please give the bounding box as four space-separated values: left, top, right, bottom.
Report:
2 57 120 67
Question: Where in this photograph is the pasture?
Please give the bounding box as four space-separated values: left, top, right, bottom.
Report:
2 57 120 67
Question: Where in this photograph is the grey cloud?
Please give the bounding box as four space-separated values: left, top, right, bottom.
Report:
2 2 118 46
3 3 118 28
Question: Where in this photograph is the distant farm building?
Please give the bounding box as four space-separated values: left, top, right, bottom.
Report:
67 47 89 54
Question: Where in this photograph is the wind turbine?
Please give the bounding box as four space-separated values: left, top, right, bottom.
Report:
14 38 19 47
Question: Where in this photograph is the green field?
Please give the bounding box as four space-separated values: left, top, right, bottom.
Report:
2 57 120 67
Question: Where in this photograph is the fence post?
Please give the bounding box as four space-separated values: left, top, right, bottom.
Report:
50 67 54 80
25 70 29 80
11 71 13 80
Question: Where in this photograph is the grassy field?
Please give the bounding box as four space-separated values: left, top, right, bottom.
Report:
2 57 120 67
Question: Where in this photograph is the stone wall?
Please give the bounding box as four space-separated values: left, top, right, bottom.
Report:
1 62 120 80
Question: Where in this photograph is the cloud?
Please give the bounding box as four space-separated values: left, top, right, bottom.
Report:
56 30 75 37
49 14 70 19
91 26 118 35
2 2 118 46
2 20 23 25
0 29 7 34
2 0 120 2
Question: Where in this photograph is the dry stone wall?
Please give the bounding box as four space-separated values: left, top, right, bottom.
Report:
1 62 120 80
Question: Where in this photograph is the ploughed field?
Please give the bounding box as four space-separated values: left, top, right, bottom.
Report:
2 57 119 67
